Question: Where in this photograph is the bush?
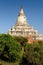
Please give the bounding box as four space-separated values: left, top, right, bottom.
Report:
0 34 22 62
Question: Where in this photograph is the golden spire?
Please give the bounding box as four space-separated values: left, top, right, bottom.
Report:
19 6 24 16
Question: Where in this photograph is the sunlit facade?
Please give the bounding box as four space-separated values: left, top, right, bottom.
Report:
8 7 43 43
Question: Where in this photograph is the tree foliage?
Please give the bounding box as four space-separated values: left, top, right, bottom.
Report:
0 34 22 62
20 43 43 65
0 34 43 65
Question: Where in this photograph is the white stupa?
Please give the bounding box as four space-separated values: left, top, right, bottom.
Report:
8 7 43 41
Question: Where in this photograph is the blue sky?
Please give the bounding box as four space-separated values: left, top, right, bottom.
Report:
0 0 43 34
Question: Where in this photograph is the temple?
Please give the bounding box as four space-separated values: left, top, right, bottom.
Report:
8 7 43 43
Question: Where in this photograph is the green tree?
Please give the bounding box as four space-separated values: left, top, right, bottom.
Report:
0 34 23 62
21 43 41 65
14 36 28 47
39 42 43 65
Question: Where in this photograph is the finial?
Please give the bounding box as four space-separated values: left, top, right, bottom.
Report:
19 6 24 16
20 6 23 10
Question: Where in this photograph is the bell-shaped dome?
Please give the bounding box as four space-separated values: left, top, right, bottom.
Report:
16 7 28 26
